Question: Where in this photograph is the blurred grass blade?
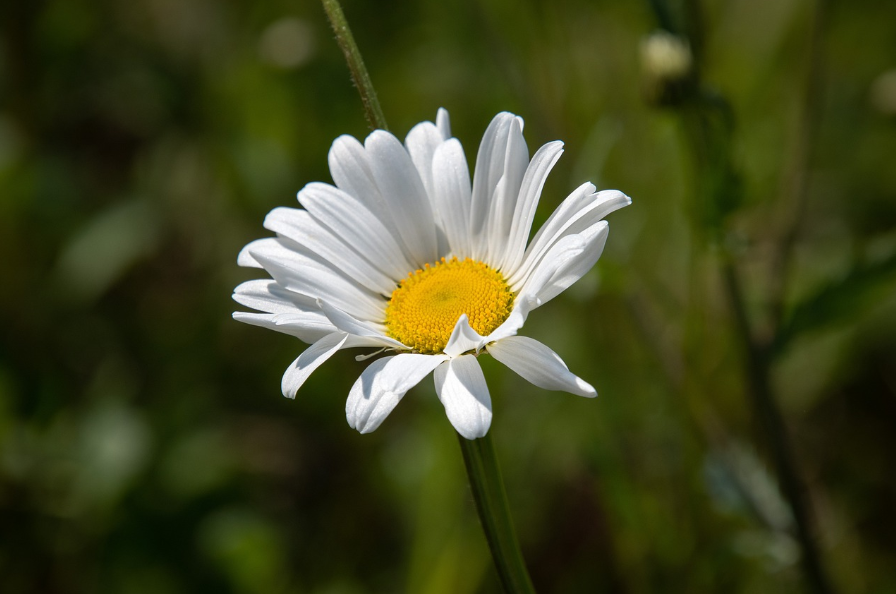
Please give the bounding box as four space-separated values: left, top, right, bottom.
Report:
52 198 161 305
775 253 896 352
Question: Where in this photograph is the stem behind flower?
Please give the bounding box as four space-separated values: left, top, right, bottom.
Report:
320 0 389 131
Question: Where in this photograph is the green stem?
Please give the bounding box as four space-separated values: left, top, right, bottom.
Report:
320 0 389 131
721 261 834 594
457 432 536 594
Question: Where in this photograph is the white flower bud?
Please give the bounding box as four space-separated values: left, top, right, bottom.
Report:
640 31 693 83
640 31 694 106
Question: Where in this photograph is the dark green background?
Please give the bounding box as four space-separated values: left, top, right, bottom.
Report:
2 0 895 592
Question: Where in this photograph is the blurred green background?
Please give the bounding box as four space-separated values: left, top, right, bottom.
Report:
2 0 895 592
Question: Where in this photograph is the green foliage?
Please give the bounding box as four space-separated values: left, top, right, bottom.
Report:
1 0 895 593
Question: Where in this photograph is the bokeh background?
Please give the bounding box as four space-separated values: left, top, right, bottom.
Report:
2 0 895 592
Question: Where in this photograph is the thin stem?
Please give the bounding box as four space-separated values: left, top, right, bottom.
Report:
458 433 536 594
320 0 389 131
768 0 827 338
721 261 833 594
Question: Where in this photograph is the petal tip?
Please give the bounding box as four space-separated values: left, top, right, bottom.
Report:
455 424 490 440
613 190 633 206
365 128 397 148
577 379 598 398
436 107 451 139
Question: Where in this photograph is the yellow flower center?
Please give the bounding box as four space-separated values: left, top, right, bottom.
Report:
385 257 514 354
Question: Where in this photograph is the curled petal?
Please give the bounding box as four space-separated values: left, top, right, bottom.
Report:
444 314 487 358
346 354 448 433
516 221 609 310
510 188 629 289
282 333 350 399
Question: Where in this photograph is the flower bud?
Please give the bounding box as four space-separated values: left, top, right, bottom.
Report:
640 31 694 107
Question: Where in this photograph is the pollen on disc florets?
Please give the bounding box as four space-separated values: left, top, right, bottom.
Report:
385 257 514 354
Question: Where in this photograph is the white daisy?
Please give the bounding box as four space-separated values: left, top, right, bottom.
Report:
233 109 631 439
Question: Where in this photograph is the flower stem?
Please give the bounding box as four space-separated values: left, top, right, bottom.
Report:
458 433 536 594
320 0 389 131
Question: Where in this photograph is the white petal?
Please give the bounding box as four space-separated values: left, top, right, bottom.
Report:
247 237 386 322
499 141 564 275
436 107 451 140
506 182 592 285
318 299 407 349
431 139 473 257
328 135 425 267
443 314 486 358
233 279 311 314
434 355 492 439
487 336 596 397
485 119 528 265
469 114 512 255
365 130 439 266
346 353 447 433
237 239 267 268
233 311 335 343
513 232 587 309
405 121 446 201
264 207 396 296
327 134 381 209
510 188 630 289
405 122 453 257
520 221 609 307
469 113 528 262
481 297 535 345
298 182 413 280
281 332 349 398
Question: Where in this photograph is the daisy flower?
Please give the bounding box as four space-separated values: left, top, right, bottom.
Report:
233 109 630 439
